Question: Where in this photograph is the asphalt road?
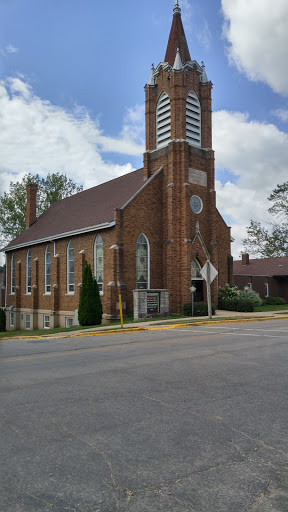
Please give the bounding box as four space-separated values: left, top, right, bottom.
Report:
1 319 288 512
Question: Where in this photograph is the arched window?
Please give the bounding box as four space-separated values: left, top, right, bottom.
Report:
191 259 202 279
186 90 201 147
11 253 15 294
67 240 74 293
136 234 150 289
156 92 171 148
94 235 104 293
45 246 51 294
26 249 31 294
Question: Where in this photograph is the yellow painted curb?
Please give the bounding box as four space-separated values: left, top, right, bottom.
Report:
1 315 287 342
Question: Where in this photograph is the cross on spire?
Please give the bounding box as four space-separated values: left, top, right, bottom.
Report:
174 0 181 14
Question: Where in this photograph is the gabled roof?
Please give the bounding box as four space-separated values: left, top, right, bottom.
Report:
165 7 191 65
234 256 288 277
4 169 145 251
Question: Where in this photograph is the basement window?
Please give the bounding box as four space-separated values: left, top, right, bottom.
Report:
43 315 50 329
25 314 31 330
10 311 14 327
66 317 73 328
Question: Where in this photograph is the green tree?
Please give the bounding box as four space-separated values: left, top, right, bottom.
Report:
78 261 102 326
243 182 288 257
0 173 83 246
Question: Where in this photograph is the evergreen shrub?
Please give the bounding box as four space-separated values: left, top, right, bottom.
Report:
0 308 6 332
183 302 215 316
263 297 286 305
78 261 103 326
218 297 254 312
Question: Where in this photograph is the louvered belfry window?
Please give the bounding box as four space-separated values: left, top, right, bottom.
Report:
156 92 171 148
186 90 201 147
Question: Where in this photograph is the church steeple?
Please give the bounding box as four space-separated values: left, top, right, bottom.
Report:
165 1 191 65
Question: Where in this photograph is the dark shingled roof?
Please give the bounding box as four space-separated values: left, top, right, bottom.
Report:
165 11 191 65
234 256 288 277
5 169 145 250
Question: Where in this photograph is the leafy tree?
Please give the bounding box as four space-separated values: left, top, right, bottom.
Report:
0 173 83 246
243 182 288 257
78 261 102 326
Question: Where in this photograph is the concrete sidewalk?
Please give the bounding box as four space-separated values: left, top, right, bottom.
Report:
39 309 288 338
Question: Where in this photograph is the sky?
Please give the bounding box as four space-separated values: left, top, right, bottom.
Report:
0 0 288 265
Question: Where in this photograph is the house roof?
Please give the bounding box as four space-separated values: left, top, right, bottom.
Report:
165 6 191 65
4 169 145 251
234 256 288 277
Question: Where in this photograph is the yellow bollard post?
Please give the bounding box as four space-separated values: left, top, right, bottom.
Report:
119 294 124 328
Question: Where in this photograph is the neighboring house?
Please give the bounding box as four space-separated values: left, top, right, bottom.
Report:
234 254 288 302
0 2 233 330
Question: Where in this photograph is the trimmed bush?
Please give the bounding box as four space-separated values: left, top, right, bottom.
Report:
263 297 286 305
78 261 103 326
0 308 6 332
183 302 215 316
218 297 254 312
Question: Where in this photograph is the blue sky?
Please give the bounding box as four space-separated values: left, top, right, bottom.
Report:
0 0 288 262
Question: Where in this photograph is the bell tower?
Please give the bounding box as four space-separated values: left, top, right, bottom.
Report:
143 1 232 312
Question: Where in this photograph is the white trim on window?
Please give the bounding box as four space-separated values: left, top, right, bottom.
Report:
264 283 269 298
43 315 50 329
156 92 171 148
11 253 15 294
26 249 32 294
66 317 73 328
94 234 104 294
67 240 75 293
45 245 51 294
25 314 31 330
186 90 201 147
136 233 150 290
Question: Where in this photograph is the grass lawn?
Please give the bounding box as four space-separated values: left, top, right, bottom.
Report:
254 304 288 312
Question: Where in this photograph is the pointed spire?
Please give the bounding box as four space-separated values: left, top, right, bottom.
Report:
165 1 191 65
174 0 181 15
148 64 155 86
201 61 209 83
173 48 183 71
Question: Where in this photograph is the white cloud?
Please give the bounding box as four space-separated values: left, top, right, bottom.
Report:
273 109 288 122
222 0 288 95
0 44 18 56
0 77 144 197
213 110 288 257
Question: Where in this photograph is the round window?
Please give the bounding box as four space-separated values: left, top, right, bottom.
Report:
190 195 203 214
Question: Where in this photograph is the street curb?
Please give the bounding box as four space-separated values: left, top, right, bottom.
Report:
2 315 287 342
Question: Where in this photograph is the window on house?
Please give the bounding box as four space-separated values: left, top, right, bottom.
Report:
136 234 150 289
10 311 14 327
67 240 75 293
66 317 73 328
156 92 171 148
94 235 104 293
25 314 30 329
247 282 252 290
11 253 15 294
45 246 51 293
265 283 269 297
186 90 201 147
43 315 50 329
26 249 31 294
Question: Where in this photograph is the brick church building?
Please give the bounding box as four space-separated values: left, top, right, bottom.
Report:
1 1 233 330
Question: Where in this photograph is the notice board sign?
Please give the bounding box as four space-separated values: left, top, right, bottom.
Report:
147 293 159 314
